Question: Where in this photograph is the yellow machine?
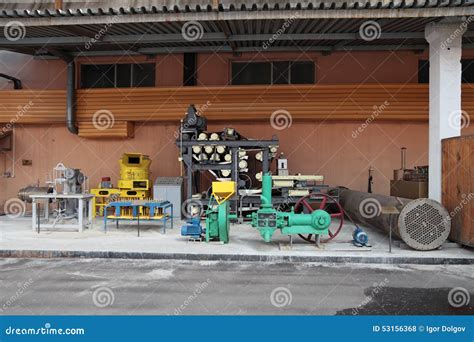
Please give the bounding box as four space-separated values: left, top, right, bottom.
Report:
117 153 151 192
91 153 152 217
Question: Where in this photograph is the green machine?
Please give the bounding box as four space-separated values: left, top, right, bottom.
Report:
205 181 237 243
251 173 331 244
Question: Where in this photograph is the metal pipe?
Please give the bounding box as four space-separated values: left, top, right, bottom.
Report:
260 173 272 208
400 147 407 170
0 73 22 89
66 59 78 134
338 188 450 251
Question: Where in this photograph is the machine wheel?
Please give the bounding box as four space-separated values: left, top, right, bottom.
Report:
294 193 344 243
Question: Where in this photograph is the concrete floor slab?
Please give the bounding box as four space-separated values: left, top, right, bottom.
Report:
0 216 473 264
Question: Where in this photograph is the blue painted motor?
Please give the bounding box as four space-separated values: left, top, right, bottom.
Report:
352 227 369 247
181 217 203 239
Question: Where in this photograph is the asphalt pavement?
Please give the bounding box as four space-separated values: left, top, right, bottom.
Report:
0 258 473 315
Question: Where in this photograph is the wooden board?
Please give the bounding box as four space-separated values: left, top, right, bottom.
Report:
442 134 474 247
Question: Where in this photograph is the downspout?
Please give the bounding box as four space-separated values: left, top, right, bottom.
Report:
0 73 22 89
65 58 78 134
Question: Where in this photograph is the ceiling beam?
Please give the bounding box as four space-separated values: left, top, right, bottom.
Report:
0 8 472 27
68 44 432 56
1 31 470 47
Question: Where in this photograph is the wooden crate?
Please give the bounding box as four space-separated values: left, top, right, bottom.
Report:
442 134 474 247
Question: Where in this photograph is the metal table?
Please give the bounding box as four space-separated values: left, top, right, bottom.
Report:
103 200 173 235
30 193 94 233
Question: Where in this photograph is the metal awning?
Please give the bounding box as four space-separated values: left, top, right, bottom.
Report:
0 1 473 56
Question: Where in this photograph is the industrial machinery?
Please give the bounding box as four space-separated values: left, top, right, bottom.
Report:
181 181 237 243
339 189 451 251
180 104 207 139
91 153 152 216
205 181 237 243
176 105 279 214
21 163 93 232
181 217 203 240
18 184 53 203
352 227 370 247
251 173 331 245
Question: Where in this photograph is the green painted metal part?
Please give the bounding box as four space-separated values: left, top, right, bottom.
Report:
205 197 235 243
251 173 331 242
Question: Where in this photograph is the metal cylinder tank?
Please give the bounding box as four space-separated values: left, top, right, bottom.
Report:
338 189 451 251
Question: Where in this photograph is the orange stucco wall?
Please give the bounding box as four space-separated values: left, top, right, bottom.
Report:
0 49 472 207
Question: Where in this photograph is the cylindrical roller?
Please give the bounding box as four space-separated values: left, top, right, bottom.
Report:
255 151 263 161
198 133 208 140
209 133 219 140
192 145 202 154
238 160 248 169
221 170 231 177
224 153 232 162
216 146 226 154
204 145 214 154
338 189 451 251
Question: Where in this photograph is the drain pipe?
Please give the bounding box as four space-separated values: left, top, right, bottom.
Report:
0 73 22 89
65 58 78 134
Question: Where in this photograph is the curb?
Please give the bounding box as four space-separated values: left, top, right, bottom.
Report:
1 249 474 265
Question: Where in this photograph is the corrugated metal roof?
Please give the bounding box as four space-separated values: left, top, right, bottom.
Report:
0 1 473 56
0 0 473 17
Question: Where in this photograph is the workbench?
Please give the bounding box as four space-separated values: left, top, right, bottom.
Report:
30 193 94 233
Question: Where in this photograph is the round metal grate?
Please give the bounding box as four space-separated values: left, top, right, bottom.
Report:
398 199 451 251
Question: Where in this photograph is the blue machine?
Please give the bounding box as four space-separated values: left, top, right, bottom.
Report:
181 217 203 239
352 227 369 247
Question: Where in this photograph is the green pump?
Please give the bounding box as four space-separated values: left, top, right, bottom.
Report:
251 173 331 243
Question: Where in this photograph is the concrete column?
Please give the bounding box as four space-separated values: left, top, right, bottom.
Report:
425 20 465 202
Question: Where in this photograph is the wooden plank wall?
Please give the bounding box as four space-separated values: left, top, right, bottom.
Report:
0 84 473 136
442 134 474 247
